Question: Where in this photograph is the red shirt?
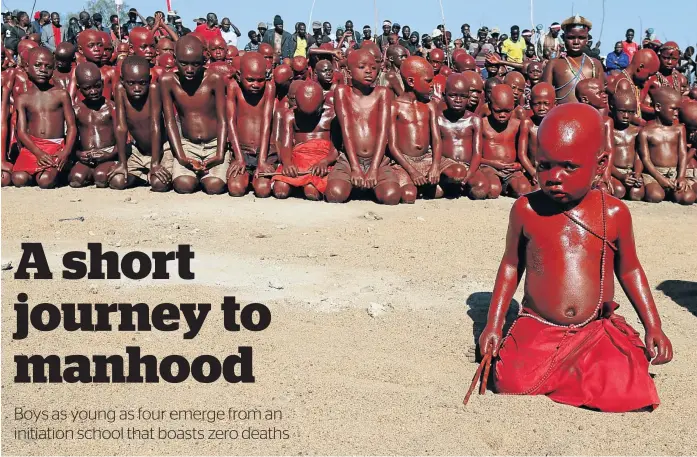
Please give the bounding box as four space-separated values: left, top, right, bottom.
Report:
194 24 223 44
622 41 639 62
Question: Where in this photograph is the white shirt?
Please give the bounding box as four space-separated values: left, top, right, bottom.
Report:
221 29 237 46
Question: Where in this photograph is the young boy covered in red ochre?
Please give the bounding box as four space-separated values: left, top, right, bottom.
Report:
12 48 77 188
479 103 673 412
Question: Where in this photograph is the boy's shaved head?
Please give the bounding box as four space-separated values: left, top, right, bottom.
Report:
485 77 501 91
629 48 660 81
651 86 681 105
291 56 308 72
612 89 638 111
453 52 476 72
537 104 605 202
273 64 293 84
503 70 525 86
27 46 54 64
75 61 101 84
17 39 39 60
400 55 433 80
157 53 176 70
429 48 444 62
315 59 332 72
157 37 174 53
296 80 325 114
386 45 408 63
445 73 467 93
440 66 453 77
347 48 375 68
55 42 76 60
490 84 515 108
531 82 555 100
226 45 239 58
175 35 205 58
259 43 273 55
240 52 266 77
122 55 151 79
539 104 604 158
360 40 380 54
76 29 95 45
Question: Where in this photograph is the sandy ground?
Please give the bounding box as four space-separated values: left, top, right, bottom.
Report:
1 185 696 455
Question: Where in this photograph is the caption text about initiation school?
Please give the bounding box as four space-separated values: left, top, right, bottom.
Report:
11 243 271 384
13 407 290 441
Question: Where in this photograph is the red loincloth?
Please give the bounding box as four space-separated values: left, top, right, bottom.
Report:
13 135 64 174
273 138 332 194
494 302 659 412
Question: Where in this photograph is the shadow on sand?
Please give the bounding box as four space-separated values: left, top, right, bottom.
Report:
656 280 697 317
465 292 520 353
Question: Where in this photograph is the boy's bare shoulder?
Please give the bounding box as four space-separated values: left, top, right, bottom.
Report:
159 72 177 87
605 192 630 219
510 191 538 218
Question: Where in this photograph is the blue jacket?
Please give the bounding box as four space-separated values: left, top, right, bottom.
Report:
605 51 629 73
262 29 294 59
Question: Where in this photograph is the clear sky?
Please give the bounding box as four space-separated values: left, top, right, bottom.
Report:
11 0 697 55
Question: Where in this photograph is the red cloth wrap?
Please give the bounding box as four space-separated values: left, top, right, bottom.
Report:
13 135 65 174
494 302 659 412
272 138 332 194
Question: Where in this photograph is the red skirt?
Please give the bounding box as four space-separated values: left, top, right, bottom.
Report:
273 138 332 194
13 135 65 174
494 302 659 412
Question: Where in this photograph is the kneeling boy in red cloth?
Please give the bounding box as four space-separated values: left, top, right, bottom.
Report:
478 103 673 412
272 80 338 200
12 47 76 188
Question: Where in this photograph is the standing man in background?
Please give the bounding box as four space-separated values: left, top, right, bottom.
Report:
537 22 562 59
501 25 527 63
263 15 293 60
31 11 49 34
622 29 639 62
195 13 223 42
292 22 315 57
41 12 66 51
220 18 241 46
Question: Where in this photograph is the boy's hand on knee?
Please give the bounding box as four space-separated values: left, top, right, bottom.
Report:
675 177 690 192
150 164 171 184
227 159 246 178
108 162 128 181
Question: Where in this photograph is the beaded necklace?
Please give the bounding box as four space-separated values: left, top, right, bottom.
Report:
554 54 597 101
656 70 681 92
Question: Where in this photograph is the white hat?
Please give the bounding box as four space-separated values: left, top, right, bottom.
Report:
432 28 442 38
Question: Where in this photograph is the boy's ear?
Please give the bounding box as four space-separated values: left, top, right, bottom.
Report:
654 101 662 112
406 75 415 88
